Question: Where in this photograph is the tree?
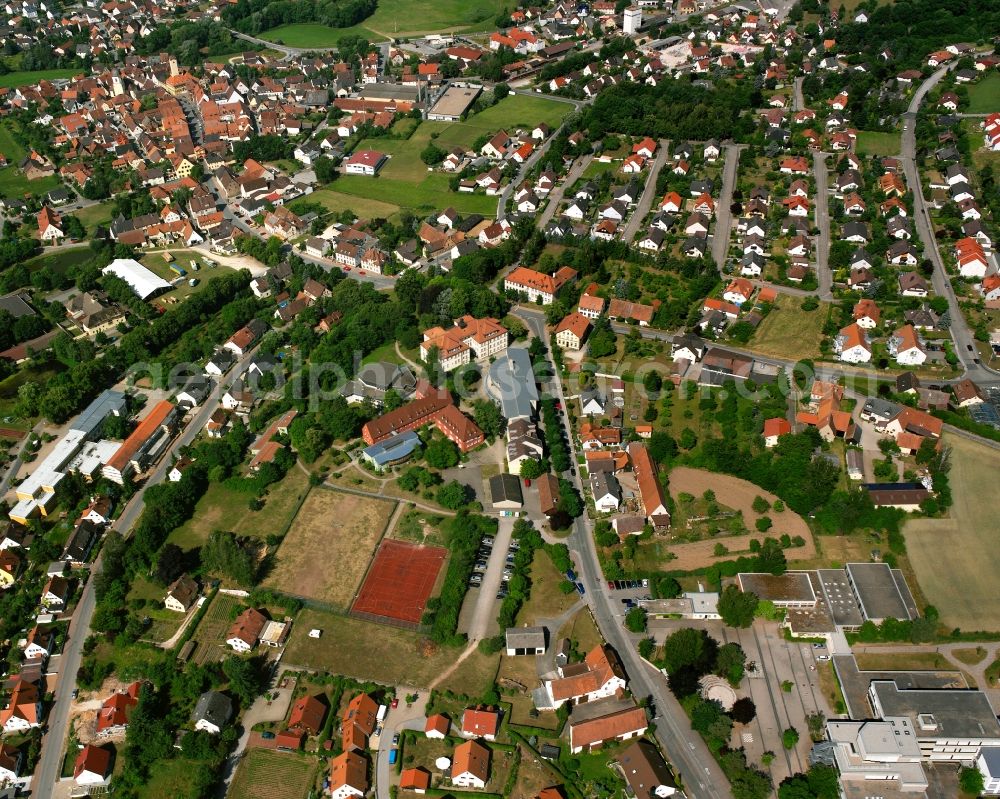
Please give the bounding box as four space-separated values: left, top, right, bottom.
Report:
662 627 716 675
643 370 662 394
155 543 187 585
420 142 446 165
624 607 647 633
730 697 756 724
425 437 459 469
718 585 758 628
715 642 746 685
222 655 264 708
782 727 799 749
755 516 773 532
472 400 504 439
647 431 677 465
435 480 469 509
519 458 545 480
752 495 770 513
314 156 339 184
679 427 697 449
959 766 985 796
806 711 826 741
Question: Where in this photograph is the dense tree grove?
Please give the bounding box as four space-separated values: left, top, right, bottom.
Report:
222 0 376 35
580 79 757 143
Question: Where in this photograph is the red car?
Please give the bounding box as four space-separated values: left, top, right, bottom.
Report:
391 698 399 709
523 478 531 487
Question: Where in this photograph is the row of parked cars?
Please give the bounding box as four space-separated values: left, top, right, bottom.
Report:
468 535 522 599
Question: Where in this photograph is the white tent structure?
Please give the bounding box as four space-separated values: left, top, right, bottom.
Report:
102 258 172 299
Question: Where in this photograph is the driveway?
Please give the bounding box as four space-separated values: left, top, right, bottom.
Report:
812 152 833 300
220 669 297 793
535 153 594 230
375 692 429 799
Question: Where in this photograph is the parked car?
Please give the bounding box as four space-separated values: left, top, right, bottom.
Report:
391 698 399 709
392 733 400 745
566 569 577 582
261 731 275 740
575 582 586 595
388 749 398 765
523 478 531 487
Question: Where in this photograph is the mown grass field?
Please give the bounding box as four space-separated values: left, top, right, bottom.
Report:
967 72 1000 115
168 467 310 551
263 489 394 608
290 188 401 222
0 68 79 88
748 294 828 360
905 434 1000 631
855 130 900 157
0 120 60 198
23 246 94 275
283 609 464 687
138 758 204 799
262 0 503 41
72 200 116 234
228 750 319 799
334 173 498 216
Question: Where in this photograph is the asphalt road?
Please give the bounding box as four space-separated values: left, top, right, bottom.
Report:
374 696 428 799
621 139 670 244
900 63 1000 382
812 152 833 300
517 307 732 799
32 347 262 796
711 144 742 271
535 153 594 231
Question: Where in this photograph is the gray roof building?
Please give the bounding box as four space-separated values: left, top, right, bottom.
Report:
505 626 547 655
193 691 233 734
486 347 538 420
489 473 524 509
845 562 917 623
869 680 1000 746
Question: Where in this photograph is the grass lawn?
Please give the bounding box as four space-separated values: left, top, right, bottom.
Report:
353 137 434 183
515 551 579 627
583 160 620 179
436 647 501 697
228 750 319 799
855 130 900 157
855 651 953 672
0 68 79 88
952 647 988 666
283 608 464 687
334 173 497 216
138 758 205 799
262 488 395 608
72 201 115 234
0 166 60 198
0 122 26 162
558 608 603 655
748 294 828 360
23 246 94 275
168 467 310 550
392 509 449 548
500 653 560 730
967 72 1000 115
904 434 1000 631
293 187 400 221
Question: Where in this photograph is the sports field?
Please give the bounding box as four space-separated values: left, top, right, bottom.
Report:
264 488 395 608
229 750 319 799
351 539 447 624
905 434 1000 631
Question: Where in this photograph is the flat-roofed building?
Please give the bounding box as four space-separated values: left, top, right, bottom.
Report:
845 562 917 623
737 572 817 608
868 680 1000 764
427 84 483 121
826 717 928 792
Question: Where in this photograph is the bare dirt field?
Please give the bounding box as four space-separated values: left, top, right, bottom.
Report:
664 467 814 570
263 489 396 608
904 434 1000 632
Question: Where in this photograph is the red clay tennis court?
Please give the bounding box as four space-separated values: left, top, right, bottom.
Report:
351 540 447 625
